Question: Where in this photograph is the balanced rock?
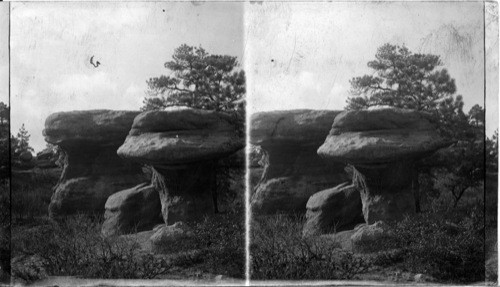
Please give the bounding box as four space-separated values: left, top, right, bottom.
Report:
250 110 349 214
318 107 449 223
117 107 243 224
43 110 147 217
102 183 163 237
303 182 364 237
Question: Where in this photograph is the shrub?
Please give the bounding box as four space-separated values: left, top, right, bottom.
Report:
192 212 245 278
384 208 485 283
152 211 246 278
11 170 58 222
251 214 371 280
0 180 10 278
12 214 172 282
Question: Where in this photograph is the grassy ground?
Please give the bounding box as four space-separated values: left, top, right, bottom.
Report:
11 167 245 283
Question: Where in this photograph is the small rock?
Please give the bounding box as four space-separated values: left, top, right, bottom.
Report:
150 222 193 247
11 255 48 283
19 151 33 162
414 273 432 282
215 275 223 281
350 221 392 251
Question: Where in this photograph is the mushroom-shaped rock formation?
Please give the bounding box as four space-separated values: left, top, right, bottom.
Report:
44 110 147 217
318 107 450 224
250 110 349 214
117 108 244 225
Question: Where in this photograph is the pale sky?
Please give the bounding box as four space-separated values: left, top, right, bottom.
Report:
486 2 499 138
8 1 499 152
0 3 8 105
10 2 244 152
246 1 497 135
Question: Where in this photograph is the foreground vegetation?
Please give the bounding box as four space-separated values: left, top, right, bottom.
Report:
0 102 9 283
0 179 9 283
251 196 485 283
251 214 371 280
11 167 244 283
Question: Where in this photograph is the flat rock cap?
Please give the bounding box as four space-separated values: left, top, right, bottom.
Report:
117 108 244 165
318 107 450 164
43 110 141 147
251 109 342 146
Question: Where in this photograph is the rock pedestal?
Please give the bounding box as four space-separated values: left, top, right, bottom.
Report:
151 162 218 224
250 110 349 214
318 107 449 224
43 110 147 217
117 107 243 225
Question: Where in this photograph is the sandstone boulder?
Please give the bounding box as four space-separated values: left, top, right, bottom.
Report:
303 182 364 236
318 107 449 223
350 221 392 251
118 108 243 165
102 183 163 237
118 108 244 225
43 110 147 217
150 222 194 248
19 151 33 162
35 147 60 169
250 110 349 214
318 108 449 164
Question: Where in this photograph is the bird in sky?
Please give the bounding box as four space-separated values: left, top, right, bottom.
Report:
90 56 101 68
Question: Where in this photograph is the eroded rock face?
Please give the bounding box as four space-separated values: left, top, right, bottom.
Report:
250 110 349 214
318 108 448 164
102 183 163 237
303 182 364 237
318 107 449 224
43 110 147 217
117 108 244 224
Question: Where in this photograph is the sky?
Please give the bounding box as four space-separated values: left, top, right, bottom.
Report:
7 1 499 152
10 2 244 152
0 4 8 105
486 2 499 138
246 1 497 135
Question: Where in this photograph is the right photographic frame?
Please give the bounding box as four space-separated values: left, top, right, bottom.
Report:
246 1 498 284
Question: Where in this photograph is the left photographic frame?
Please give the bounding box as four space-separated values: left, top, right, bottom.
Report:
8 2 246 285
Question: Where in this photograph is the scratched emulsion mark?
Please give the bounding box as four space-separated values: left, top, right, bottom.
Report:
89 56 101 68
420 24 478 63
